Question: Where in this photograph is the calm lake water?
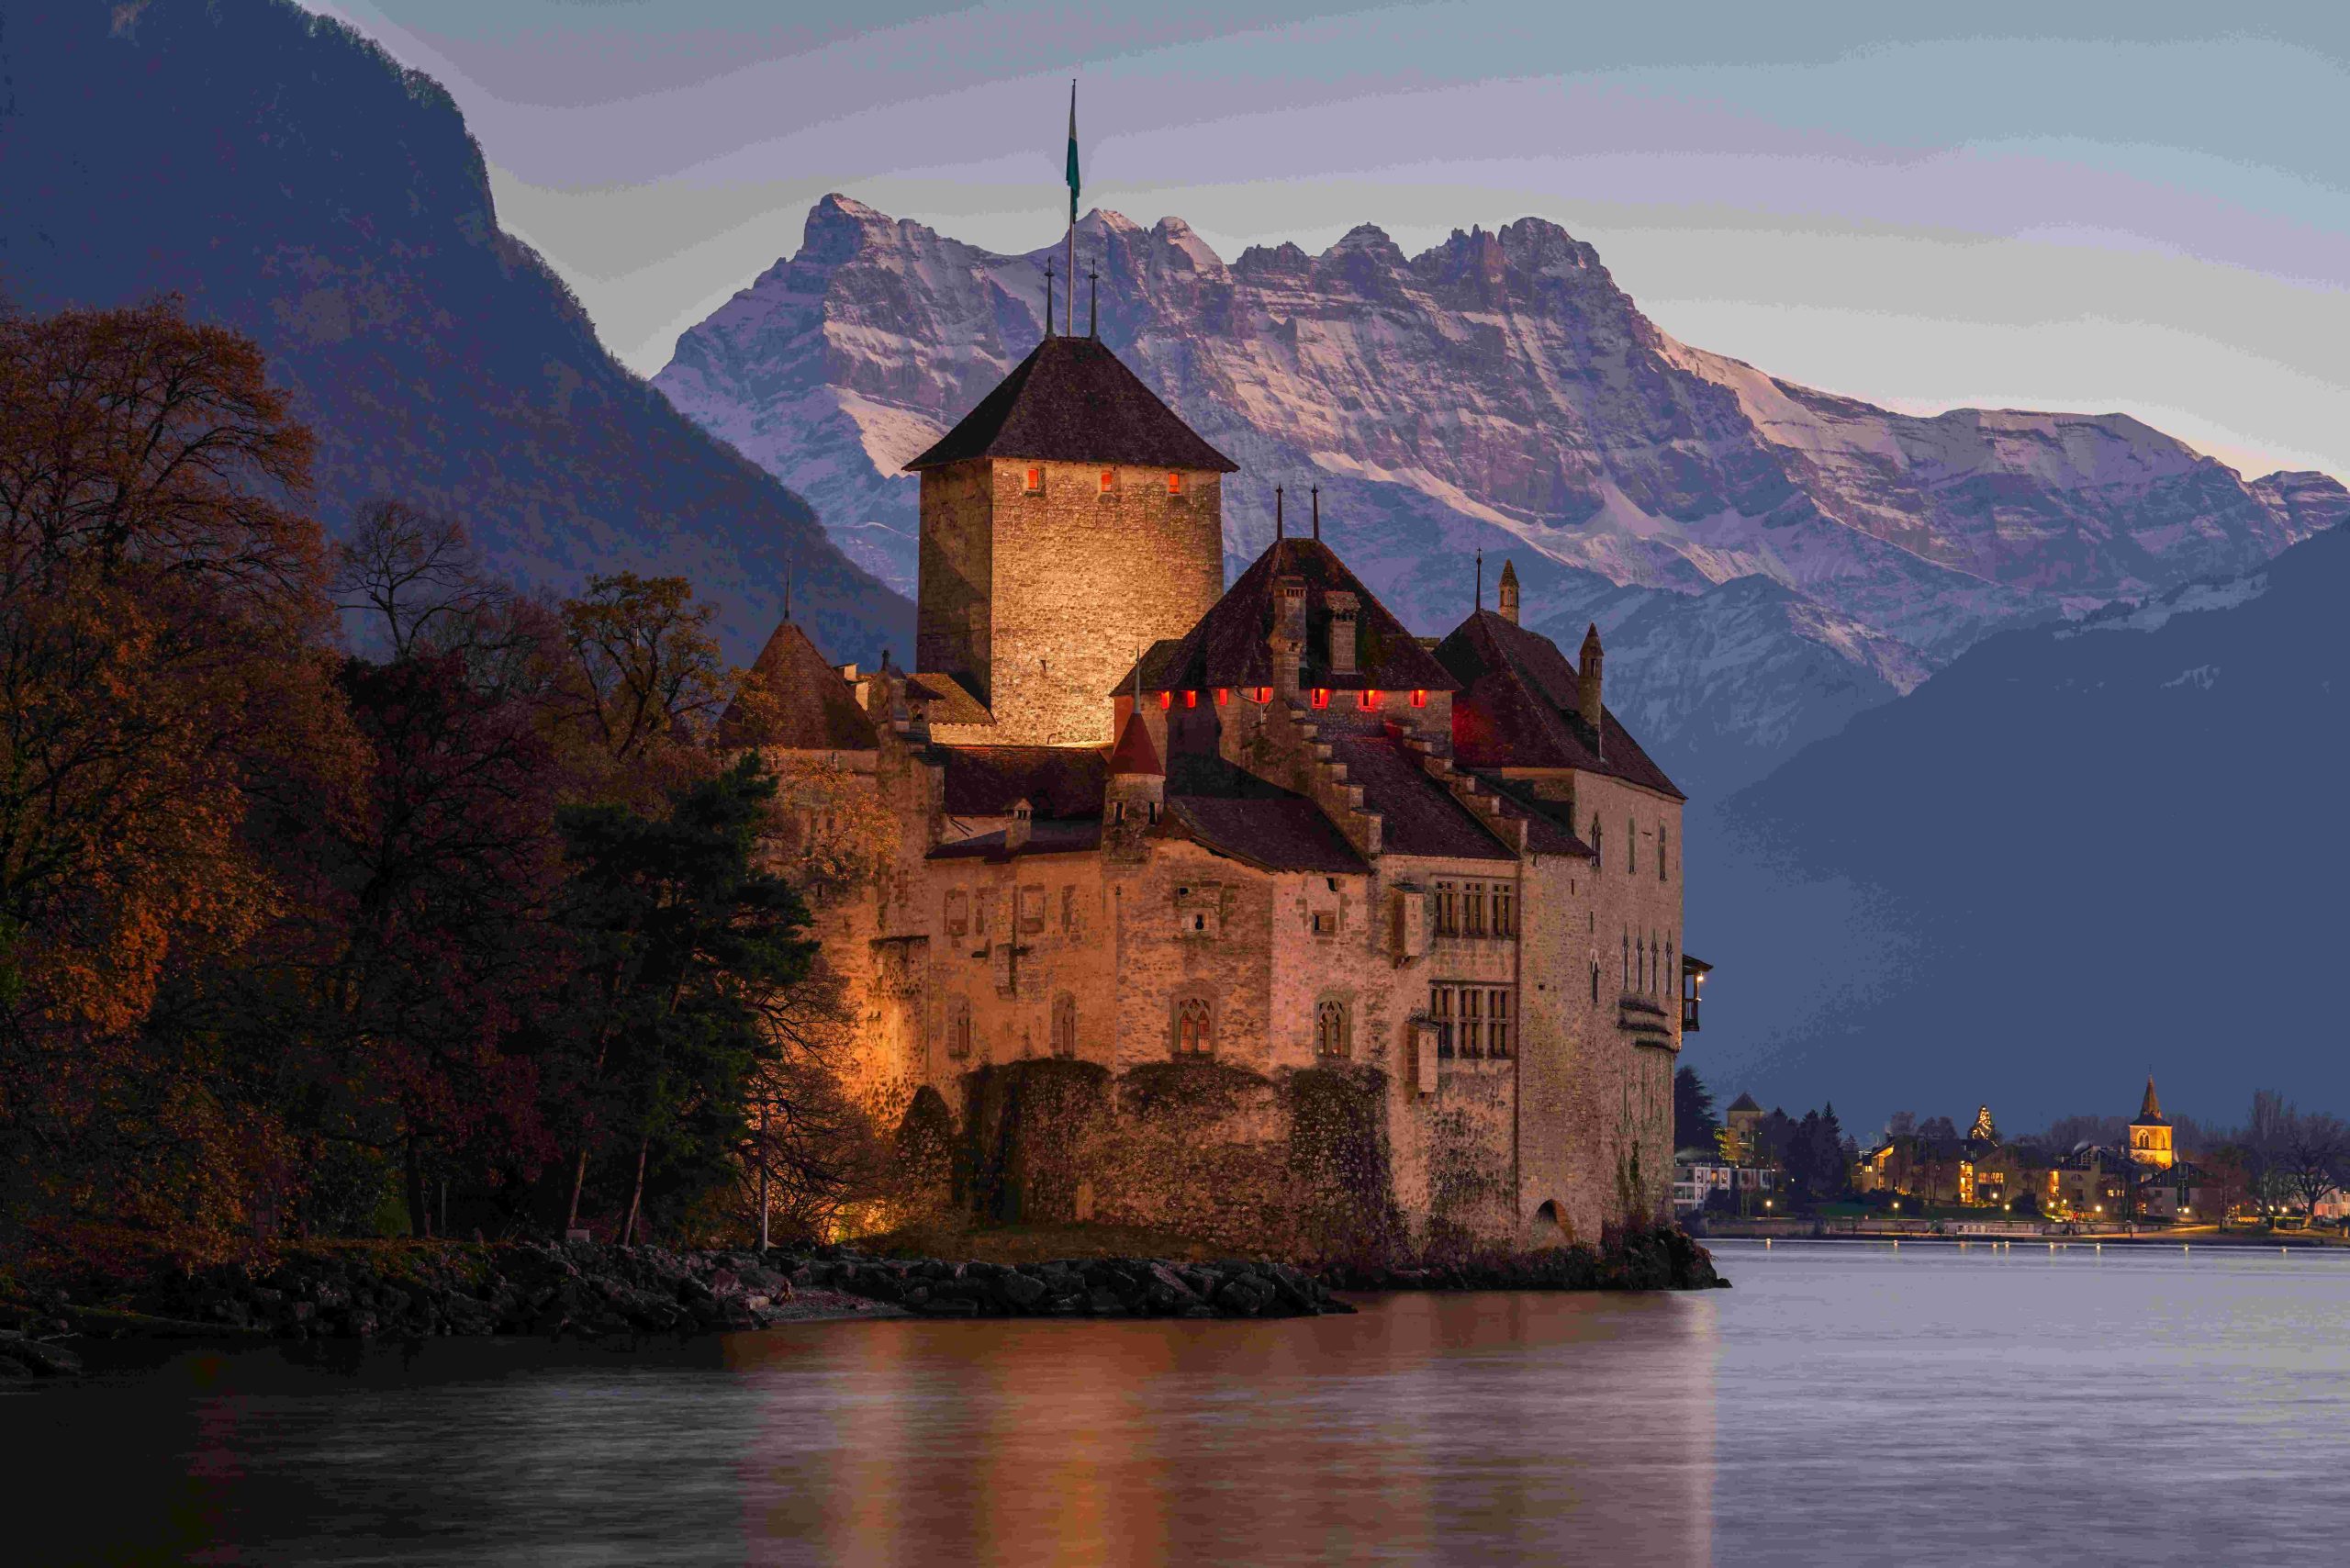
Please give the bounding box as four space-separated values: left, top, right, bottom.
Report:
8 1241 2350 1566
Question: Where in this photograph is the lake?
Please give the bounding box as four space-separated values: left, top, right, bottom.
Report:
8 1241 2349 1565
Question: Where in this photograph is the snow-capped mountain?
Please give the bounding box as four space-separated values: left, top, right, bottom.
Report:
655 196 2344 790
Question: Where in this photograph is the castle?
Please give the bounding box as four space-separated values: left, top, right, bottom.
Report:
733 330 1696 1251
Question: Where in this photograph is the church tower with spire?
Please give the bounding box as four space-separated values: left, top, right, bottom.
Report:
2128 1076 2175 1169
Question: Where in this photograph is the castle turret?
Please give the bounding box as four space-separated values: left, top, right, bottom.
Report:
904 336 1237 746
1496 559 1520 625
1577 622 1606 755
1104 709 1164 853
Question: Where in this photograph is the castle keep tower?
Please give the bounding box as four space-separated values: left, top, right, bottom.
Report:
904 335 1237 746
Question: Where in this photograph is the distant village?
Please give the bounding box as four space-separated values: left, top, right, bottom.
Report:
1673 1072 2350 1232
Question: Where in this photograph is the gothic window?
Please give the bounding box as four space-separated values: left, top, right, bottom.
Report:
1315 1001 1349 1059
1488 989 1513 1059
947 998 973 1060
1173 997 1214 1057
1052 994 1078 1059
1492 882 1515 937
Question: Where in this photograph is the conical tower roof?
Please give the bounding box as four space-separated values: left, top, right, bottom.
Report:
2134 1075 2168 1126
903 335 1237 473
1106 710 1163 777
717 621 879 751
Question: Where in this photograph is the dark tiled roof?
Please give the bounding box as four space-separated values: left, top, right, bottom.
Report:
927 820 1104 862
1472 772 1598 859
1165 796 1368 875
1435 610 1684 800
1726 1092 1762 1114
934 745 1105 820
907 672 994 728
1325 726 1514 861
1119 537 1460 696
1106 712 1163 776
903 335 1237 474
2135 1077 2168 1126
717 622 879 752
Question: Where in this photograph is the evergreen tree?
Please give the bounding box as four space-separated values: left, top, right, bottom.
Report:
1673 1066 1719 1152
553 756 819 1243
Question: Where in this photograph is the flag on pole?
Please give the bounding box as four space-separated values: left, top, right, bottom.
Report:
1066 81 1081 225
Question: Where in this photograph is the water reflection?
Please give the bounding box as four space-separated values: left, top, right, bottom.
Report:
9 1244 2350 1565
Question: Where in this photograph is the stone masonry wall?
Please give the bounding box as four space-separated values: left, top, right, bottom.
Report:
923 458 1225 746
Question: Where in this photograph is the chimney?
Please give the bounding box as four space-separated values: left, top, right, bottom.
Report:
1326 589 1360 675
1578 622 1605 756
1497 559 1520 625
1006 798 1034 852
1271 575 1307 694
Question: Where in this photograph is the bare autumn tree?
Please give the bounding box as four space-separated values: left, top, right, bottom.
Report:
2266 1103 2350 1220
332 498 513 660
554 572 730 803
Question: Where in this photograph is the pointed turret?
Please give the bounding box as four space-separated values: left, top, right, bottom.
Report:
2136 1075 2166 1126
1496 559 1520 625
1104 709 1164 846
1577 622 1605 756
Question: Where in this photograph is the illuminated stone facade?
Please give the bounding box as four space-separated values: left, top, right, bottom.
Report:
741 333 1690 1252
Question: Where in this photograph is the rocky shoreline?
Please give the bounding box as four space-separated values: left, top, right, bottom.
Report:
0 1227 1724 1379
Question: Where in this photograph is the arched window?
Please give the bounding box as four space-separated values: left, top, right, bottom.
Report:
1052 994 1078 1059
1315 1000 1350 1059
1173 998 1213 1057
947 998 973 1060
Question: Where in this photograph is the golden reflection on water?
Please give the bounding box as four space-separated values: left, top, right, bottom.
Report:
726 1292 1719 1567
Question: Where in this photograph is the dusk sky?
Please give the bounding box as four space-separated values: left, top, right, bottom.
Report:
313 1 2350 481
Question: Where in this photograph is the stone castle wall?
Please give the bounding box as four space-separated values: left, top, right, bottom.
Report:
918 458 1225 746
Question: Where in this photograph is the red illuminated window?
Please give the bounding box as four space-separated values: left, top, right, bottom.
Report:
1166 472 1182 496
1214 688 1229 706
1358 689 1379 710
1411 689 1427 708
1158 690 1171 710
1311 689 1330 710
1250 687 1272 704
1024 466 1043 493
1099 469 1115 493
1183 689 1198 709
